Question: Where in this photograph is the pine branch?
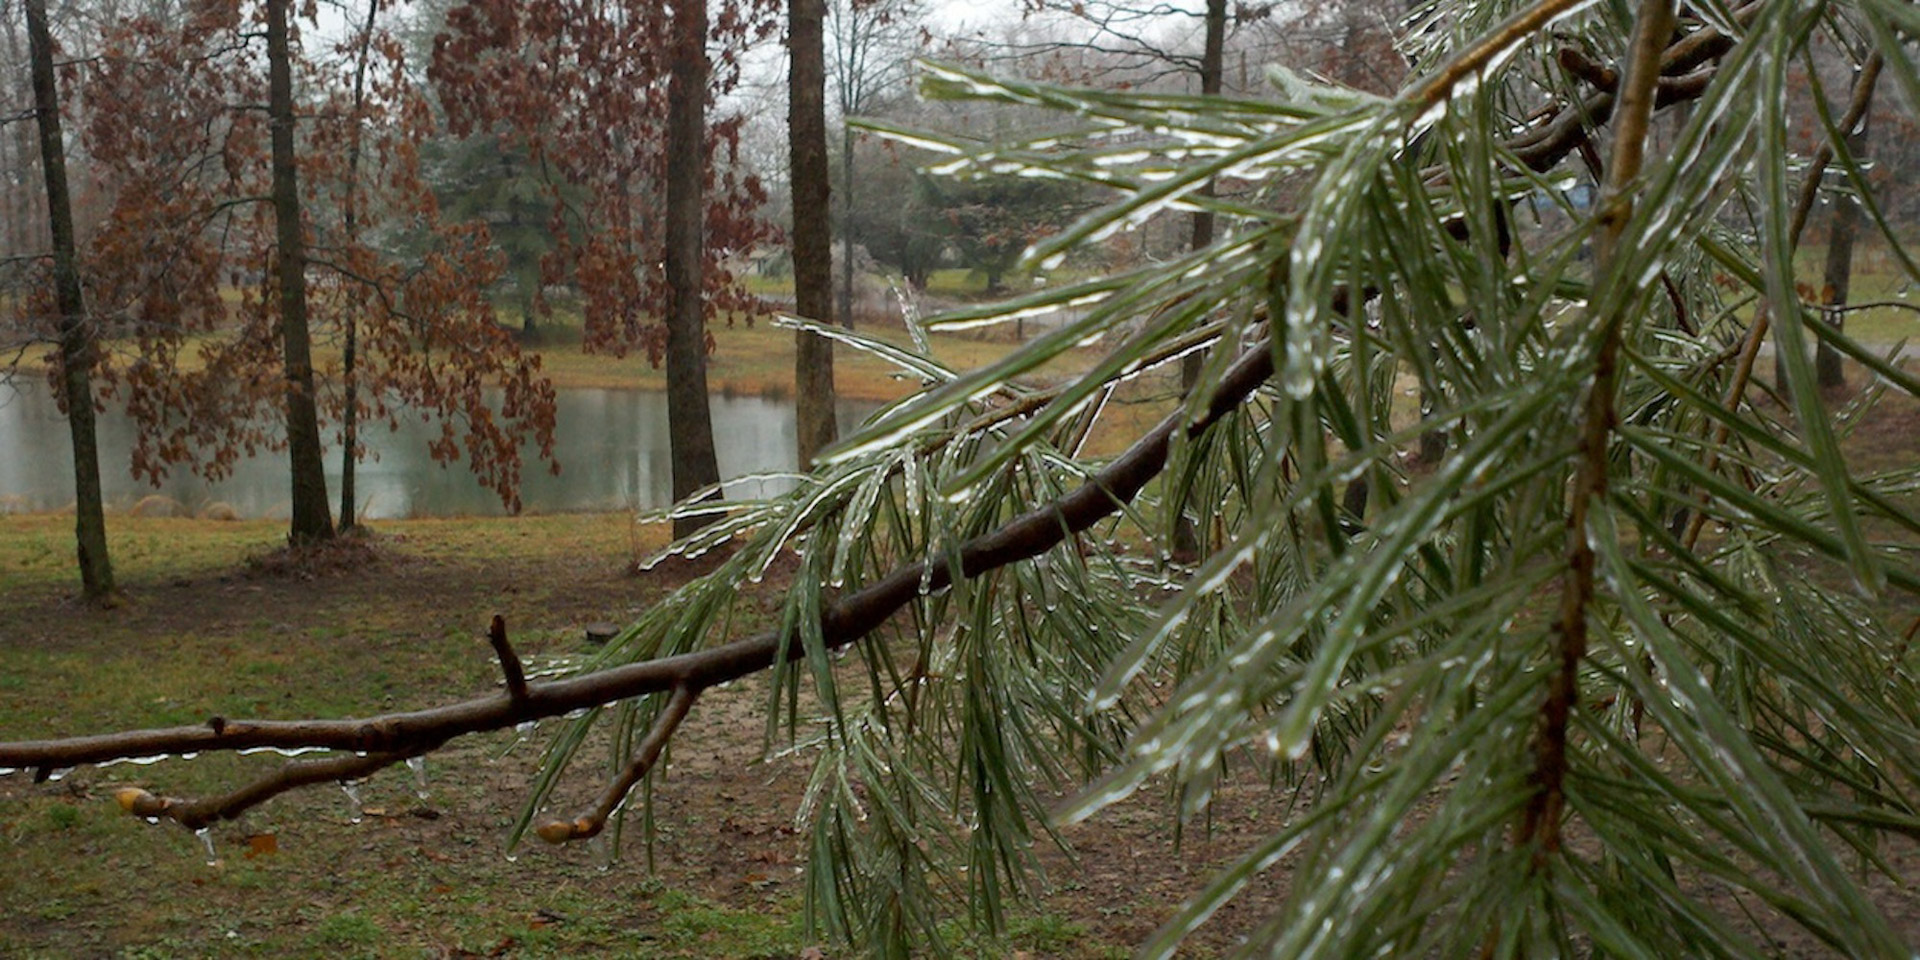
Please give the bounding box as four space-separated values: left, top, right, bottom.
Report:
0 16 1746 834
1522 0 1674 860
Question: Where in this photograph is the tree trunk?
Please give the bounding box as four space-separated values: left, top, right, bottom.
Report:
1178 0 1226 397
1172 0 1226 562
27 0 115 603
337 0 380 533
789 0 838 468
3 9 24 266
1816 111 1869 390
519 274 538 341
665 0 723 537
267 0 334 544
838 120 855 329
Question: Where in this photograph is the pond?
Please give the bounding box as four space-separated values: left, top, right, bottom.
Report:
0 382 877 519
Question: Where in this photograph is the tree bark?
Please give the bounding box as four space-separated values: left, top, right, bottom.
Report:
665 0 723 537
1172 0 1226 561
3 9 29 266
337 0 380 533
27 0 115 602
790 0 838 468
267 0 334 543
838 120 855 328
1816 108 1869 390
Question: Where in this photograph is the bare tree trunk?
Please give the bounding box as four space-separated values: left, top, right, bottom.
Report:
1816 112 1869 390
337 0 380 533
838 121 855 329
5 6 29 331
1178 0 1225 393
3 7 27 265
790 0 837 468
267 0 334 544
1172 0 1226 561
665 0 723 537
27 0 115 603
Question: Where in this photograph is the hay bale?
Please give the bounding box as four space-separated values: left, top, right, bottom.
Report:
128 494 188 518
198 502 241 522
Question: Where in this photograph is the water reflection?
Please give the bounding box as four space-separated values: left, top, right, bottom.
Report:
0 383 874 519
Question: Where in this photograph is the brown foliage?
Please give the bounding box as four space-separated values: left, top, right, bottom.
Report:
42 1 558 513
429 0 781 362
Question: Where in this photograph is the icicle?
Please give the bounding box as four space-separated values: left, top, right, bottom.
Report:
407 757 429 800
339 781 363 824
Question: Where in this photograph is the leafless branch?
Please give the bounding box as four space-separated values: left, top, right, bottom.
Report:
1821 300 1920 318
112 749 420 831
489 614 530 704
535 684 698 844
0 336 1279 824
1680 50 1884 551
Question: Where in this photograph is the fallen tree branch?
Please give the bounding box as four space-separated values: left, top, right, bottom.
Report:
0 338 1278 818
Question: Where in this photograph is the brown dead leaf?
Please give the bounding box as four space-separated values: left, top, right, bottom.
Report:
245 833 278 858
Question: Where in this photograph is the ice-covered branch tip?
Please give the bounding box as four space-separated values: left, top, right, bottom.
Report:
111 750 416 832
535 684 698 845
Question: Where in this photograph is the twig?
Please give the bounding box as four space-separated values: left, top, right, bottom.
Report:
112 749 417 831
488 615 530 704
1523 0 1674 862
534 684 698 844
1820 300 1920 318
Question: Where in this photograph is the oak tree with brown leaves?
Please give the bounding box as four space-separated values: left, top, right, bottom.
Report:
68 0 557 532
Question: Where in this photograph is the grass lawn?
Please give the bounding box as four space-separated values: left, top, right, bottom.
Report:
0 509 1233 959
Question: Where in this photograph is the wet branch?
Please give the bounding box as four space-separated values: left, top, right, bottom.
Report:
489 614 530 705
1522 0 1674 860
1679 51 1884 551
113 750 418 832
535 684 698 844
0 338 1279 824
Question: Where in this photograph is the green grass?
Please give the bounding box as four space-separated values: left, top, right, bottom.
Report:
1790 241 1920 343
0 513 1136 958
